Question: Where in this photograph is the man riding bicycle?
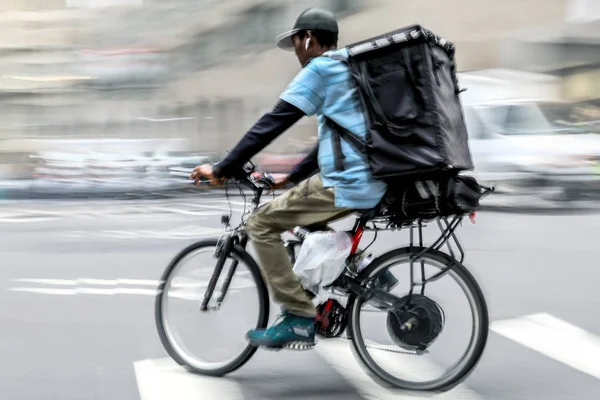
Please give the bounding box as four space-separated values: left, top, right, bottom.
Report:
191 7 388 350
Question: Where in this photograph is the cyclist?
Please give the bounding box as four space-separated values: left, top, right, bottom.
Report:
191 7 388 349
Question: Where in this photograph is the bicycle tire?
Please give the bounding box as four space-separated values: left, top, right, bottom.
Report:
346 246 489 392
155 239 270 376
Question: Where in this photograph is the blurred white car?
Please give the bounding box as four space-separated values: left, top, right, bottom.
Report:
465 99 600 201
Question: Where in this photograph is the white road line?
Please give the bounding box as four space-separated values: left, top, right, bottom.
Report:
491 313 600 380
76 278 118 286
77 278 163 286
9 287 76 295
169 202 246 213
316 339 484 399
118 279 162 286
12 278 76 286
76 287 122 295
0 200 247 223
93 227 224 240
12 278 162 286
8 287 159 296
147 207 226 216
114 288 159 296
8 277 256 297
0 216 58 223
11 208 88 217
134 358 245 400
98 230 139 239
8 286 260 298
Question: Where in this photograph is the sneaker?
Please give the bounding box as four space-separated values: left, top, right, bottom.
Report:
246 312 316 350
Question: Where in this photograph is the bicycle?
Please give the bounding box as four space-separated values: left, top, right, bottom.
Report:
155 164 495 392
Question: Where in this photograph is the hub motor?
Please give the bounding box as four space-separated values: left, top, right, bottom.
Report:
386 294 445 351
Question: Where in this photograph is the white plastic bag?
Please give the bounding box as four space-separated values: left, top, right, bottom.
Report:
292 231 352 295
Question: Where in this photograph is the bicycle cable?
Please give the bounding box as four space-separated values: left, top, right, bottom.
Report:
224 182 233 224
238 183 248 223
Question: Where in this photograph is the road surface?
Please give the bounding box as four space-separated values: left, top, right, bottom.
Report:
1 195 599 399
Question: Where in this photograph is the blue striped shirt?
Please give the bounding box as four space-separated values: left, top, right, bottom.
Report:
279 48 387 209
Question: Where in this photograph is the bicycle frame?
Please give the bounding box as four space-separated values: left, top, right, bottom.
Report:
199 173 494 312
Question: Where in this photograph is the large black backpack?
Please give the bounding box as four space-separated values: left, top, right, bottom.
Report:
325 25 481 218
326 24 473 180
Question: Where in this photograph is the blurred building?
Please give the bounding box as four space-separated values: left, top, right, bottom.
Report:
162 0 570 152
501 0 600 103
0 0 598 178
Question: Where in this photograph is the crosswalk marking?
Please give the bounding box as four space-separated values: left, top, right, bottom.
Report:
316 339 484 399
491 313 600 380
133 340 486 400
134 358 245 400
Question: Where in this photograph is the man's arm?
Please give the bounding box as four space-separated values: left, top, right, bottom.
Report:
192 60 324 185
213 100 305 179
288 143 319 184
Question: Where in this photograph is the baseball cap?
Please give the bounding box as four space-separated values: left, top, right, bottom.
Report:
275 7 339 51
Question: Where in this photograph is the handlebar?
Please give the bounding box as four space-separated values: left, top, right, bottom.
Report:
234 171 276 193
190 161 275 194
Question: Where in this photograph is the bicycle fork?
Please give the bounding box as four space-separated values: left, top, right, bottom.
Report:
199 236 248 311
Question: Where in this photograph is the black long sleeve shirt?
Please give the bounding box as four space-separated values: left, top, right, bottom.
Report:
213 99 319 183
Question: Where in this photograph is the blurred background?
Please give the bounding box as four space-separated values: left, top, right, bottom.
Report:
0 0 599 207
3 2 600 400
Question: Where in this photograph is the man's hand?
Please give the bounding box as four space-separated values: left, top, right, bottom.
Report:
190 164 224 185
271 173 291 190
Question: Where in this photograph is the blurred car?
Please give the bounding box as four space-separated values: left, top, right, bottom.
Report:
256 152 310 174
31 150 219 193
32 151 89 182
541 100 600 135
465 99 600 201
255 139 316 174
160 152 219 180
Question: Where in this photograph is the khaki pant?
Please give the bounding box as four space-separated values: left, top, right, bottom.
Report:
246 174 352 318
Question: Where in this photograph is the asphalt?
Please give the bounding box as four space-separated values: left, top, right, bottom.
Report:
1 194 600 400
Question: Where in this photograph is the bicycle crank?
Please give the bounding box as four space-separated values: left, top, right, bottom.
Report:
315 298 348 338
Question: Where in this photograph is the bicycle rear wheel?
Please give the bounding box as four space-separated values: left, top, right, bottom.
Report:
346 246 489 391
155 239 269 376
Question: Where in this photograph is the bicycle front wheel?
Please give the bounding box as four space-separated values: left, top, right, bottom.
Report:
346 247 489 391
155 239 269 376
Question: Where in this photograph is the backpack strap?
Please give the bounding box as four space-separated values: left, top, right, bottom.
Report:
324 116 367 172
329 121 346 172
321 51 368 172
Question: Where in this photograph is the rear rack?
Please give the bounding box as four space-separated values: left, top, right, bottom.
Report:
357 184 495 264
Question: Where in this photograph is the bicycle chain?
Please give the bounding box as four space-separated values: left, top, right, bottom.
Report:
335 306 423 355
338 336 419 356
